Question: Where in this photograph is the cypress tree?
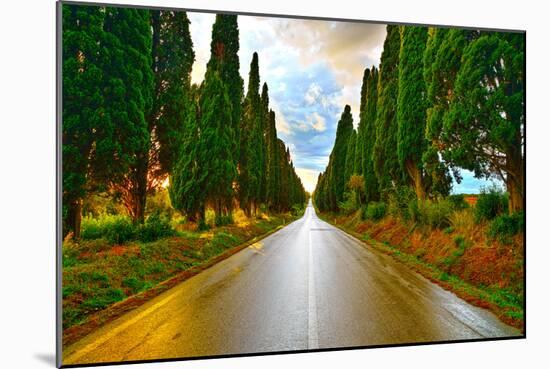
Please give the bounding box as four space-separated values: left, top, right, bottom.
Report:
363 66 380 202
266 107 280 211
151 10 195 175
62 4 105 238
321 105 354 211
239 52 262 216
198 71 237 223
206 14 244 161
101 7 153 224
259 82 269 205
397 26 429 199
344 129 357 186
373 25 402 197
169 86 204 222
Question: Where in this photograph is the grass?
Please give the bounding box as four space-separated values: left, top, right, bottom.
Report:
62 212 297 331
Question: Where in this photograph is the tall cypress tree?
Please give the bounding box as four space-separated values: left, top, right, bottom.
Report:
397 26 429 199
206 14 243 161
363 66 380 202
101 7 153 224
151 10 195 175
198 71 237 223
62 4 105 238
324 105 354 210
265 89 281 212
239 52 262 216
259 81 269 205
169 86 204 222
344 129 357 186
373 25 402 197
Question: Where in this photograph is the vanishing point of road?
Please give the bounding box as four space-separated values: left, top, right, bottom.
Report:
63 200 520 365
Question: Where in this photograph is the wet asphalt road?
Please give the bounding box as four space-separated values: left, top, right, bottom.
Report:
63 201 520 365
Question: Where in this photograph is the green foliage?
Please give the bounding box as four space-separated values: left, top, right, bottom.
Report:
150 10 195 174
81 214 137 244
488 212 524 242
215 213 234 227
339 191 359 215
199 71 238 218
139 212 176 242
62 4 106 238
374 25 403 194
360 67 380 203
447 194 468 211
387 186 416 220
81 213 176 243
239 52 265 215
442 32 525 212
169 92 204 221
409 199 454 229
122 277 151 295
82 288 126 310
315 105 354 211
474 186 508 223
397 26 429 197
206 14 244 160
344 130 357 186
363 202 387 221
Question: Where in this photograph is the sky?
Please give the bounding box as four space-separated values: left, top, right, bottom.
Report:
187 12 497 194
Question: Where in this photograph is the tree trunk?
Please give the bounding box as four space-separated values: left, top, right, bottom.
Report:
406 160 426 200
134 153 149 224
506 143 525 213
67 198 82 240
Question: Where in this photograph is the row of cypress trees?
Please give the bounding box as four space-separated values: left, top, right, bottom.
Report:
63 4 305 238
315 25 524 214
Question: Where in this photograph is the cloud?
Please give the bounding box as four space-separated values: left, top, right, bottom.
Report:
305 83 322 105
186 12 385 182
295 168 320 193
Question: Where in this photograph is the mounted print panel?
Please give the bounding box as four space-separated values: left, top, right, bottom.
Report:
57 1 525 367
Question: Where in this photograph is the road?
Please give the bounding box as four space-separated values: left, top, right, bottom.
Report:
63 201 520 365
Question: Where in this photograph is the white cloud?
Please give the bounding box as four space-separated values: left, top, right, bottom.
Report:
304 82 322 105
295 168 320 193
310 112 326 132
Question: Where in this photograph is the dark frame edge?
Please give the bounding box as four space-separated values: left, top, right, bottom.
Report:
56 1 63 368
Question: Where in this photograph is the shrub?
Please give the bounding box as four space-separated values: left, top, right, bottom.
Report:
139 212 175 242
291 204 305 216
410 199 453 229
338 191 359 215
363 202 386 221
387 186 415 220
215 213 234 227
81 214 137 244
488 212 525 241
104 216 137 244
447 194 469 210
474 185 508 223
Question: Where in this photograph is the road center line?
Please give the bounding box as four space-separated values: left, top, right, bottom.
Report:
308 220 319 349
